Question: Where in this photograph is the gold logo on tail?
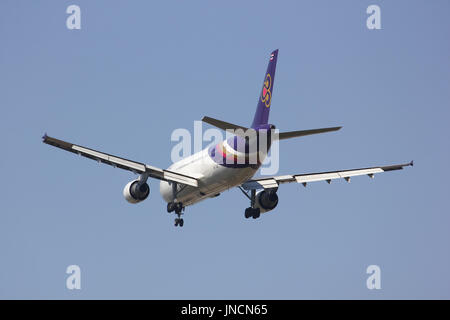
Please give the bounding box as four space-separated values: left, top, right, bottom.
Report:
261 73 272 108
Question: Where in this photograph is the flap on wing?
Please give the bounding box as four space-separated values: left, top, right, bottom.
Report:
164 170 198 187
295 172 340 183
254 178 279 189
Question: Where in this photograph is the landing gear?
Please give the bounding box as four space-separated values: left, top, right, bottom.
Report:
168 182 186 227
239 187 262 220
174 217 184 227
174 203 184 227
167 202 176 213
244 207 260 219
244 207 251 219
174 209 184 227
167 201 182 214
168 201 184 227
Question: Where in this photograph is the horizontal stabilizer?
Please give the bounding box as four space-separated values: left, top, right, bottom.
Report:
203 117 341 141
278 126 342 140
202 116 248 132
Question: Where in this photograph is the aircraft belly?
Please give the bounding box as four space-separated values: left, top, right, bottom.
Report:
180 165 256 206
160 149 258 207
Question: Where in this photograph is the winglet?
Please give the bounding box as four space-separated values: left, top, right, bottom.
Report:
42 132 48 142
410 160 414 167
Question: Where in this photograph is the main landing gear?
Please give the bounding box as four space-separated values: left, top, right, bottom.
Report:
245 206 260 219
167 201 184 227
239 187 261 219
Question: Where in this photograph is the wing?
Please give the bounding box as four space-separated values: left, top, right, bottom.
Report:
241 161 413 190
42 134 199 187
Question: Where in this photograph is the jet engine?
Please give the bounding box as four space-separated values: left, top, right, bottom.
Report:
123 179 150 204
254 189 279 213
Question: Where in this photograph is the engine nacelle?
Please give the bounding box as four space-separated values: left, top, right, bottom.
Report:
254 189 279 213
123 180 150 204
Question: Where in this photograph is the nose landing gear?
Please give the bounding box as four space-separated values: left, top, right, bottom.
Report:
167 181 185 227
174 217 184 227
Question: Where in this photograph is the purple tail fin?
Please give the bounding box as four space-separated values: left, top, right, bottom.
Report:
251 49 279 128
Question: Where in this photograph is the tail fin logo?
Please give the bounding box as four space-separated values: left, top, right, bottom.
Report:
261 73 272 108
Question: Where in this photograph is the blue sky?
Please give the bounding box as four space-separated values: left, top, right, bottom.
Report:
1 0 449 299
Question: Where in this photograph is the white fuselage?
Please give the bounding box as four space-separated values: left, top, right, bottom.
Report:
159 147 259 207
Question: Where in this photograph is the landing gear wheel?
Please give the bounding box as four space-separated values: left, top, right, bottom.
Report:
174 218 184 227
245 207 261 219
171 202 184 227
252 208 261 219
175 202 183 214
167 202 176 213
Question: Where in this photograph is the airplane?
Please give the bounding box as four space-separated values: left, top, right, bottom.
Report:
43 49 413 227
